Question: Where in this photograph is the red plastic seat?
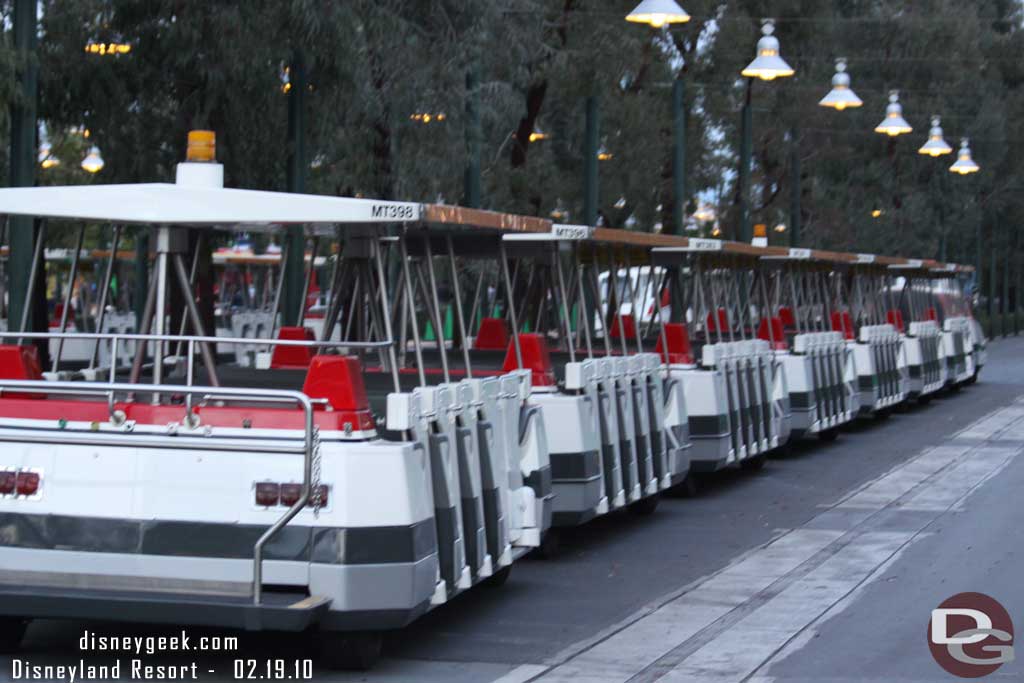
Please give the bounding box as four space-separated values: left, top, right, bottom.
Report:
757 317 788 349
270 327 317 369
886 309 905 333
925 307 938 321
706 308 729 333
778 307 796 329
830 311 855 340
502 333 556 387
609 314 637 340
656 323 694 364
0 345 44 399
474 317 510 350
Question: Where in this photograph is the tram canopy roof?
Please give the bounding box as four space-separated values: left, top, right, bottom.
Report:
0 183 422 229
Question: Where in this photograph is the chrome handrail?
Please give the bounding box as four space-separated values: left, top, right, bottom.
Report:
0 378 314 606
0 330 391 349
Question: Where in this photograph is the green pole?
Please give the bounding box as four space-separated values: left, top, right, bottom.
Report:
133 228 150 326
7 0 38 332
583 95 599 227
789 126 801 246
463 63 481 209
283 49 307 327
738 78 753 243
671 79 686 235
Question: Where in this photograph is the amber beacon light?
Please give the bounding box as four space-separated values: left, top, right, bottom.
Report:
186 130 217 162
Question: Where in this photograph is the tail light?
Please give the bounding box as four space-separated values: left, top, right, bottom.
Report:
254 482 280 507
15 472 39 496
254 481 329 509
0 472 15 495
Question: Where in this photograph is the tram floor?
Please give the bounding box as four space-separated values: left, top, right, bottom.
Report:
4 337 1024 683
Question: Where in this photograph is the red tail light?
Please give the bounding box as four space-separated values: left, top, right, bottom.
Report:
15 472 39 496
254 482 280 507
0 472 15 495
280 483 302 507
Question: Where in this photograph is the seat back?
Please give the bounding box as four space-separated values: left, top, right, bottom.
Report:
656 322 694 364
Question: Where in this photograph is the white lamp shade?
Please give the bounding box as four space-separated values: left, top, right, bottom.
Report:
918 116 953 156
81 146 105 173
819 59 862 110
874 91 912 136
626 0 690 27
742 21 795 81
949 138 980 174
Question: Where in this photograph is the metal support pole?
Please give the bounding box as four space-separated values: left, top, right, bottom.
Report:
17 221 46 343
7 0 38 334
583 95 599 227
172 253 220 386
398 237 427 387
738 78 753 244
297 237 319 327
422 236 450 383
446 236 473 378
499 241 523 368
372 239 402 394
463 63 482 208
90 225 122 367
283 48 307 327
152 251 169 397
671 78 686 235
134 227 150 327
52 225 86 371
268 241 290 339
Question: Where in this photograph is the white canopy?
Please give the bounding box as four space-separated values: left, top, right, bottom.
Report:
0 183 422 228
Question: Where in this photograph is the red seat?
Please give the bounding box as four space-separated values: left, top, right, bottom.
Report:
270 326 317 369
474 317 510 350
925 307 938 321
609 314 637 340
301 356 374 431
706 308 729 333
502 333 556 387
757 317 788 349
830 311 855 340
886 309 905 333
656 323 694 364
0 345 44 399
778 307 796 329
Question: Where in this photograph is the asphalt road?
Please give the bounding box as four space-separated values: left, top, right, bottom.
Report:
4 338 1023 682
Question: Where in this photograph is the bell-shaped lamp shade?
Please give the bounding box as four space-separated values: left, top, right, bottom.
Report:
741 20 795 81
918 116 953 157
625 0 690 27
818 59 862 111
874 90 913 137
81 146 105 173
949 138 980 175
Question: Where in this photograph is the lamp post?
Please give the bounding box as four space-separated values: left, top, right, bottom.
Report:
737 20 794 243
282 49 307 327
626 0 689 234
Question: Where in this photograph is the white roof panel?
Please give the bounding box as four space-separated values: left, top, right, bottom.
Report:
0 183 422 227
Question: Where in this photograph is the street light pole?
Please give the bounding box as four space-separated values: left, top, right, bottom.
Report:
583 95 599 227
738 78 753 243
671 79 686 235
7 0 38 333
283 48 307 327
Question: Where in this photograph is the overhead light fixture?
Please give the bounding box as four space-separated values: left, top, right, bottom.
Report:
918 116 953 157
874 90 913 137
625 0 690 27
949 138 980 175
528 126 549 143
741 20 795 81
818 59 862 111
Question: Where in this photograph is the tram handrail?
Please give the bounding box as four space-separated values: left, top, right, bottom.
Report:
0 377 315 606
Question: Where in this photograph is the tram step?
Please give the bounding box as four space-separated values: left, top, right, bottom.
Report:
0 584 332 632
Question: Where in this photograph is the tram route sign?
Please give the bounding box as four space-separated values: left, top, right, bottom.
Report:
856 253 876 264
685 238 723 251
552 224 595 240
788 248 812 259
369 202 420 222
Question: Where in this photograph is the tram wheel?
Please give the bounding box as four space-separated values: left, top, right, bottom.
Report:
318 631 383 671
667 474 699 498
0 618 27 654
485 565 513 588
628 494 660 516
535 529 561 560
817 428 839 442
918 394 932 406
740 454 766 471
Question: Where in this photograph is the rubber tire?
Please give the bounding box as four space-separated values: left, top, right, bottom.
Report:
535 529 561 560
0 618 27 654
666 474 699 498
740 454 766 471
318 631 383 671
817 428 839 442
485 565 513 588
918 394 932 406
628 494 660 516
